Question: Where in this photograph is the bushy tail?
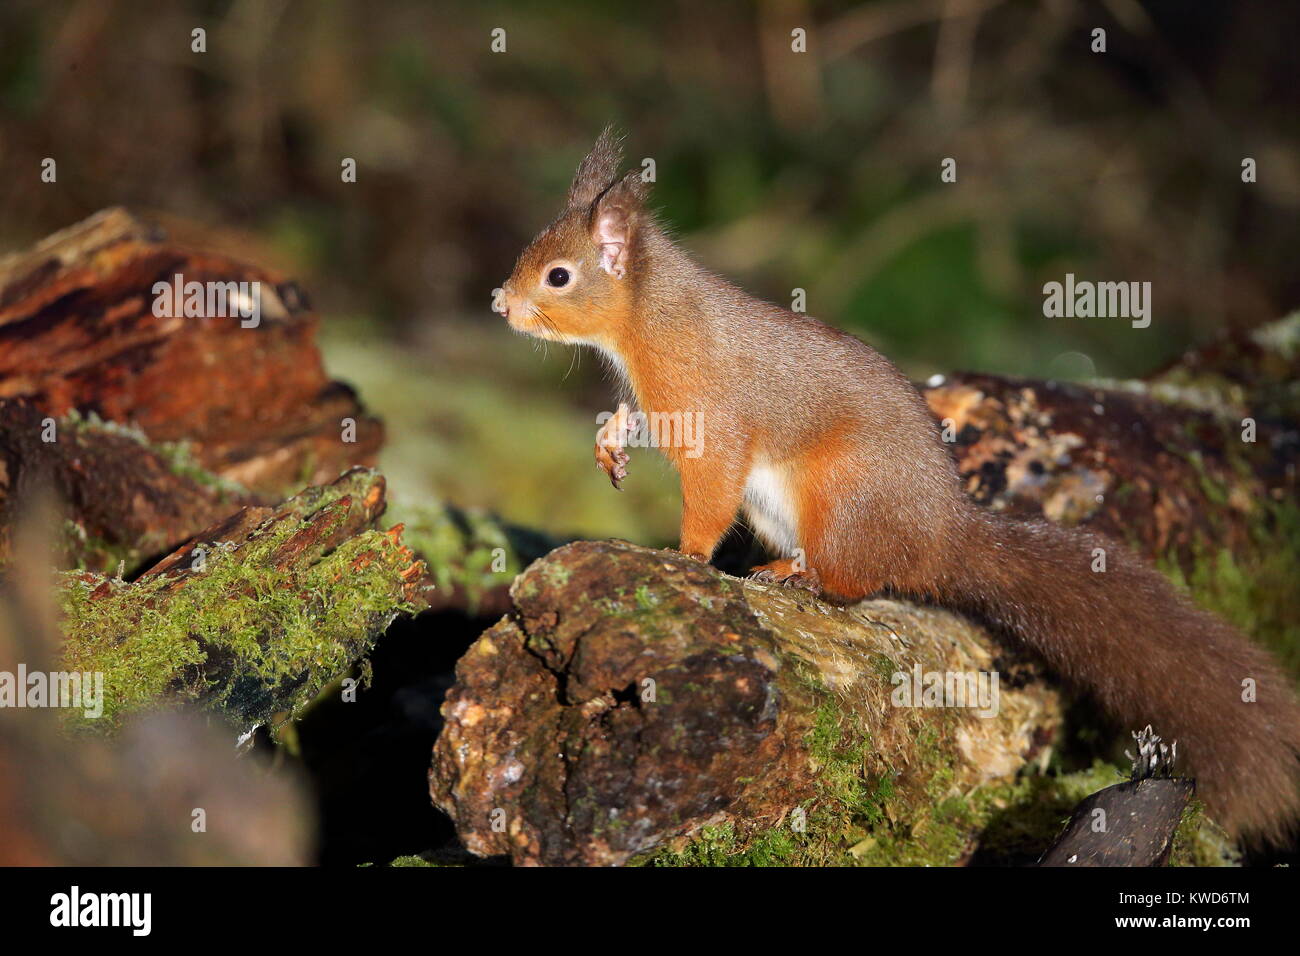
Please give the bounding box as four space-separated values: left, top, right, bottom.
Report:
942 511 1300 845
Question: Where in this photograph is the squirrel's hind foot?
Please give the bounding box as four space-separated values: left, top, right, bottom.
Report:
748 560 821 596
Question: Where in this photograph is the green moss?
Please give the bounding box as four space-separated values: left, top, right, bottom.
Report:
1168 798 1240 867
815 706 979 867
58 509 418 731
390 501 557 614
642 682 1227 866
60 518 147 579
541 562 573 589
1157 497 1300 681
871 654 899 683
382 854 441 867
1251 311 1300 360
634 584 658 610
644 821 801 867
1185 449 1229 508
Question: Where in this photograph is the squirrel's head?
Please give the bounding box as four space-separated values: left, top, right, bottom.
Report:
497 126 648 346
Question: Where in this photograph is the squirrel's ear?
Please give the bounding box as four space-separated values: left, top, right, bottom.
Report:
591 170 646 279
567 125 624 209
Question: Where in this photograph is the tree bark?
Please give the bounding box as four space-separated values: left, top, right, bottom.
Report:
922 315 1300 564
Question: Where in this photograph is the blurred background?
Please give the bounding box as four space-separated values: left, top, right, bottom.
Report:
1 0 1297 544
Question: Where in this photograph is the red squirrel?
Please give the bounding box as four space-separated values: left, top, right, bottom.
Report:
496 127 1300 846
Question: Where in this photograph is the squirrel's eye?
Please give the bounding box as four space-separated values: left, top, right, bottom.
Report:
546 267 571 288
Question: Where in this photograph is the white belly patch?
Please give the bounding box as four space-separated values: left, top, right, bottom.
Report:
743 464 798 554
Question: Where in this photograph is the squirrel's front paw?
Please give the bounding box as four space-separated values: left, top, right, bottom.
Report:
595 440 629 489
594 402 633 489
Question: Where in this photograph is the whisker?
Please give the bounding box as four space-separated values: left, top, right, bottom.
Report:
524 305 551 361
562 348 578 380
534 306 569 344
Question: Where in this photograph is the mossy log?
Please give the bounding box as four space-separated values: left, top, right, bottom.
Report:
429 540 1062 866
0 207 382 496
58 467 429 732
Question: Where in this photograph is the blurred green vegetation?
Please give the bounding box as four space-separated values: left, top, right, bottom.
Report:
2 0 1297 537
318 316 682 541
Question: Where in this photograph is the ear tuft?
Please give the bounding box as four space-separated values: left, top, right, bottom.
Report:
592 170 647 279
567 125 625 209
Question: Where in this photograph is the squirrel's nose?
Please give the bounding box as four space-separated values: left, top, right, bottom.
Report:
497 288 525 321
493 283 520 317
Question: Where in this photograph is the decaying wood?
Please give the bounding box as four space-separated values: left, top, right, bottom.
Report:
0 398 259 571
0 207 383 496
1039 778 1194 867
137 465 389 583
922 314 1300 564
60 467 430 731
429 539 1062 866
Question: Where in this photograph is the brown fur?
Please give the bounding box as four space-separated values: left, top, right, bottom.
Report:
499 128 1300 845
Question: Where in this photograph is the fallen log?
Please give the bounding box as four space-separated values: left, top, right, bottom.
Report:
0 207 383 496
922 314 1300 565
57 467 429 732
430 539 1063 867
